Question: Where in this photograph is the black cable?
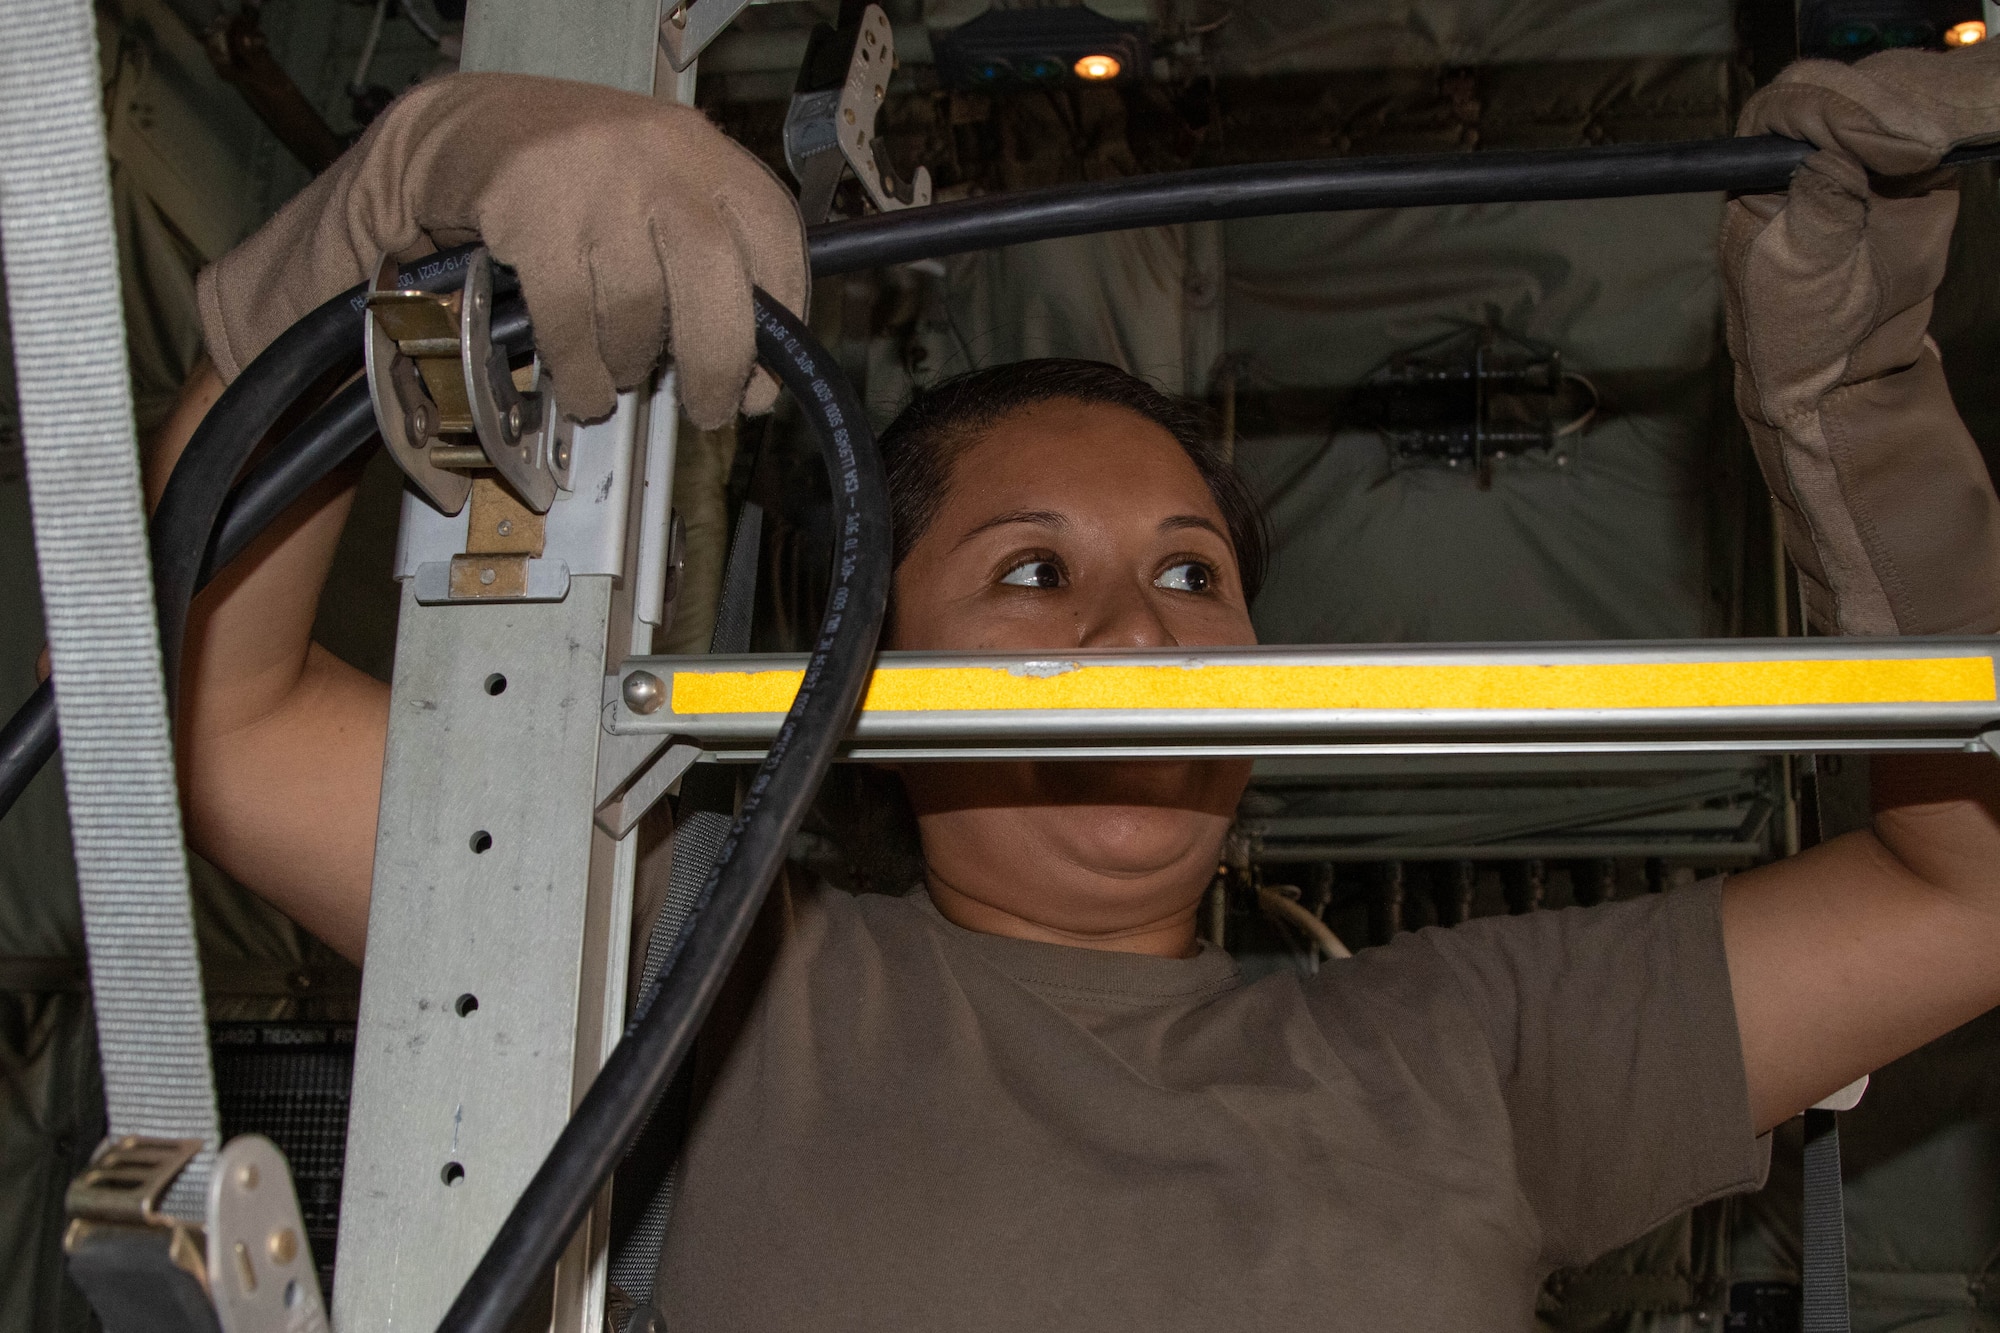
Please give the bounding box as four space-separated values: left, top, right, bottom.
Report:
201 304 531 584
9 129 1997 820
153 244 488 702
0 680 55 817
0 380 387 816
0 247 499 825
434 291 891 1333
806 134 2000 275
0 123 1979 1321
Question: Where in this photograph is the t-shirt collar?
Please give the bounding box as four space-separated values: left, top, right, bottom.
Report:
910 888 1241 1005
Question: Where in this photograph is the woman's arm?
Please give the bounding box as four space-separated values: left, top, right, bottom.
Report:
1716 45 2000 1133
152 362 386 962
1724 755 2000 1132
152 73 809 963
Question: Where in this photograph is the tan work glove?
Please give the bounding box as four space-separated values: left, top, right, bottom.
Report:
196 73 806 428
1722 43 2000 635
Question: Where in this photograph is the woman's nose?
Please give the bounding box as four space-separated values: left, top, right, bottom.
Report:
1075 580 1177 649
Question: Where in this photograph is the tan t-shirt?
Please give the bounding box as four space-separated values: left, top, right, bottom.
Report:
657 878 1767 1331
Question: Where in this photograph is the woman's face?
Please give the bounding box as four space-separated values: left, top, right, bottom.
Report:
890 397 1257 953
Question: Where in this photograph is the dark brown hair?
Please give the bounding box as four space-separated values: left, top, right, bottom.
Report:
875 359 1268 601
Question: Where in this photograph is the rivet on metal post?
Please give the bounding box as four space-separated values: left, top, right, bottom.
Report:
622 671 666 715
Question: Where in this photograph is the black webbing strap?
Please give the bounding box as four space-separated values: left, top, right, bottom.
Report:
608 501 765 1329
66 1227 223 1333
1801 1107 1851 1332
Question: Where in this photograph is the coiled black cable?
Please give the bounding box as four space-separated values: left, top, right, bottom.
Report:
155 246 492 697
436 293 890 1333
0 246 494 818
0 124 1986 1329
4 277 889 1333
8 131 2000 820
0 375 392 815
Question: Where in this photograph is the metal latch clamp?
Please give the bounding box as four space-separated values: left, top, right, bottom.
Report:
364 246 567 514
784 4 932 223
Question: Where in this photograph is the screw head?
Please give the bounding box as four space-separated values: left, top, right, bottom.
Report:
268 1227 298 1264
496 518 513 537
552 436 572 471
408 403 433 438
622 671 666 715
506 402 522 436
478 566 496 585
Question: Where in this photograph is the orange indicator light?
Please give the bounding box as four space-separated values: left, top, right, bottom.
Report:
1073 53 1121 80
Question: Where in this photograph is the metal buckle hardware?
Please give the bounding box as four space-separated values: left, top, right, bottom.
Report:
67 1135 205 1230
783 4 932 222
64 1136 212 1302
364 246 565 515
206 1135 330 1333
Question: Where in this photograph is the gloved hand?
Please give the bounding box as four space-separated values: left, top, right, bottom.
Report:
1722 43 2000 635
195 73 807 428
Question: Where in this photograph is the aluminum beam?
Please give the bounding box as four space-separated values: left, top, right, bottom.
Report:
463 0 663 93
606 639 2000 761
338 6 672 1327
338 581 619 1333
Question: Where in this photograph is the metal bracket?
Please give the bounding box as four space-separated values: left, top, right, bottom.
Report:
658 0 751 71
205 1136 329 1333
365 247 562 515
783 5 931 223
594 729 702 837
411 475 576 605
595 671 703 834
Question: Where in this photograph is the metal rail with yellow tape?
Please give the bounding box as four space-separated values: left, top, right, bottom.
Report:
604 638 2000 762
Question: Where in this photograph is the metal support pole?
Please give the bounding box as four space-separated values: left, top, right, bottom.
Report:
334 2 670 1329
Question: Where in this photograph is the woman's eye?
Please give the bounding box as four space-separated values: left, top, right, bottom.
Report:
999 559 1064 589
1154 561 1213 594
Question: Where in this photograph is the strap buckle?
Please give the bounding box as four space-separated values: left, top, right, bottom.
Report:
66 1135 204 1230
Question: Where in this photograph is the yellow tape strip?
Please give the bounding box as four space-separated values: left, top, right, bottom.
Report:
669 656 1997 716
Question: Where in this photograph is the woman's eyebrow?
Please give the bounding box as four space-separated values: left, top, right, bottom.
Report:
951 508 1067 550
1160 514 1228 541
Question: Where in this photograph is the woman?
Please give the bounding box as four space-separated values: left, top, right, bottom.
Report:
161 43 2000 1333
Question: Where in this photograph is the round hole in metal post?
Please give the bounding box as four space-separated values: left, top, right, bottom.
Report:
441 1161 466 1186
455 992 479 1017
470 830 492 854
484 673 507 696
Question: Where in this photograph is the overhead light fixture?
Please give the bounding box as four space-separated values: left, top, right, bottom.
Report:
1947 18 1986 43
934 8 1148 90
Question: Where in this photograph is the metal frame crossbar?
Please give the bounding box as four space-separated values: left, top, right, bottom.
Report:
605 638 2000 763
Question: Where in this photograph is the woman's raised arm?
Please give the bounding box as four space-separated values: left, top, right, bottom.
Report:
160 72 809 961
152 360 387 963
1715 44 2000 1130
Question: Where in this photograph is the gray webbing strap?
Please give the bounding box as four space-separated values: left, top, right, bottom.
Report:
1801 1108 1851 1332
610 500 764 1321
0 0 218 1219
